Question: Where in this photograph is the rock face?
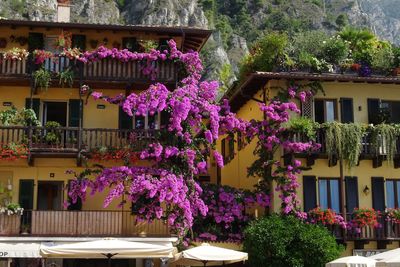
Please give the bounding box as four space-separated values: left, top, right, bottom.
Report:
122 0 208 27
70 0 120 24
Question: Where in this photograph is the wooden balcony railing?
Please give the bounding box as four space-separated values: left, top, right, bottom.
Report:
0 126 159 154
10 210 170 237
328 214 400 241
0 54 178 83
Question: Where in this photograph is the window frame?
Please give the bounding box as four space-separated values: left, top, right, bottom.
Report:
318 177 341 212
386 179 400 209
314 98 338 123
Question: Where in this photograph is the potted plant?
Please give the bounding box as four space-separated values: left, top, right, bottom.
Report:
386 208 400 224
392 46 400 76
348 208 379 234
55 31 72 49
58 67 74 88
20 223 30 235
371 45 394 76
33 68 51 92
44 121 62 146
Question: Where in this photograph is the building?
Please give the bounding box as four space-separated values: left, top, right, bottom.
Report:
0 1 211 266
220 71 400 256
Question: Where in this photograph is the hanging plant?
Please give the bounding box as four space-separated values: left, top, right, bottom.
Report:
58 67 74 88
370 124 399 165
285 116 318 141
323 122 366 169
33 68 52 92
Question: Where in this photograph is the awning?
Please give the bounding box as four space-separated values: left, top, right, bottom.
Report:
40 238 175 259
0 243 41 258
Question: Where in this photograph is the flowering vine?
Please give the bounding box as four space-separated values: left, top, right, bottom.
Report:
247 82 322 215
67 40 246 241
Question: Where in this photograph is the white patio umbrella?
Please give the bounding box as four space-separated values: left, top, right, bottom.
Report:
173 243 248 266
40 238 175 267
368 248 400 267
325 256 376 267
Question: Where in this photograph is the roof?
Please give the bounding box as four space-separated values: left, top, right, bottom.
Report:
0 19 212 52
227 72 400 112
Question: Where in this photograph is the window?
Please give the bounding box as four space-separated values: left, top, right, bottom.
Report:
318 178 341 212
122 37 139 52
221 137 234 163
314 99 337 123
381 100 400 123
340 98 354 123
386 179 400 208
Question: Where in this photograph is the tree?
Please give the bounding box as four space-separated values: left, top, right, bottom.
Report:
244 214 344 267
336 14 348 29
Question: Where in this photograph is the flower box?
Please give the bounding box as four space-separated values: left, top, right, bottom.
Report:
0 214 21 235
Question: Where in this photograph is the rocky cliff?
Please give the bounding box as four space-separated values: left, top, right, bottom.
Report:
1 0 400 83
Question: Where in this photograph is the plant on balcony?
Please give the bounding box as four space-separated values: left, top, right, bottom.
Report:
385 208 400 224
322 35 350 67
33 68 51 92
371 44 394 75
192 183 270 243
0 203 23 216
55 31 72 49
44 121 61 145
61 47 82 60
58 67 74 88
32 50 53 65
3 47 29 61
348 208 380 233
323 122 367 169
0 143 28 160
307 207 347 229
139 40 158 53
285 116 318 141
0 107 40 127
370 124 399 165
89 146 137 163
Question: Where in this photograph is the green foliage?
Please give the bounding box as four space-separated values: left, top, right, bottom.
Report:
336 14 348 28
322 35 350 65
218 63 233 93
371 124 399 166
323 122 367 169
33 68 51 92
215 15 233 49
286 116 318 140
292 31 329 59
393 46 400 67
0 107 40 126
44 121 62 145
58 67 74 88
239 32 288 77
339 27 376 64
244 214 343 267
371 44 394 73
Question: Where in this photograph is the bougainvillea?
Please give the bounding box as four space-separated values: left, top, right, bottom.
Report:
192 183 270 243
67 40 246 241
247 84 322 215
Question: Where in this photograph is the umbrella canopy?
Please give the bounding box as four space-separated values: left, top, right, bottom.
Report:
173 243 248 266
368 248 400 267
326 256 376 267
40 238 175 259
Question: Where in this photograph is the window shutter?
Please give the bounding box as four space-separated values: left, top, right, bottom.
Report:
71 34 86 50
118 107 133 130
303 175 317 211
314 99 324 123
68 99 82 127
25 98 40 119
221 138 226 162
368 98 380 124
28 32 44 51
122 37 138 52
345 176 359 212
19 179 34 210
301 95 313 119
340 98 354 123
372 177 385 211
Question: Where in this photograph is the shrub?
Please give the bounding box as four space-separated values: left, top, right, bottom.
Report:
323 36 350 65
243 214 343 267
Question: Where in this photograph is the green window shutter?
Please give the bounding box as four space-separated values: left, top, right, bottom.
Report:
19 179 34 210
119 107 133 130
372 177 385 211
68 99 82 127
25 98 40 119
345 176 359 212
367 98 380 124
340 98 354 123
122 37 138 52
303 175 317 211
71 34 86 50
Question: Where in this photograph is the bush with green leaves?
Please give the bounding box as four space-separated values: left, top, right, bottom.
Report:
323 35 350 65
371 44 394 73
244 214 343 267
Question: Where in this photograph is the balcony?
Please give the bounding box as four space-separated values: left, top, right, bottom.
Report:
289 128 400 168
0 126 159 163
0 210 170 237
0 54 178 85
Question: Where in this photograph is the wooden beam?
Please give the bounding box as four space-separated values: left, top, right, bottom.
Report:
373 156 383 168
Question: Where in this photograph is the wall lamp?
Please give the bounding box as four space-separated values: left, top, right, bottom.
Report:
363 185 370 195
